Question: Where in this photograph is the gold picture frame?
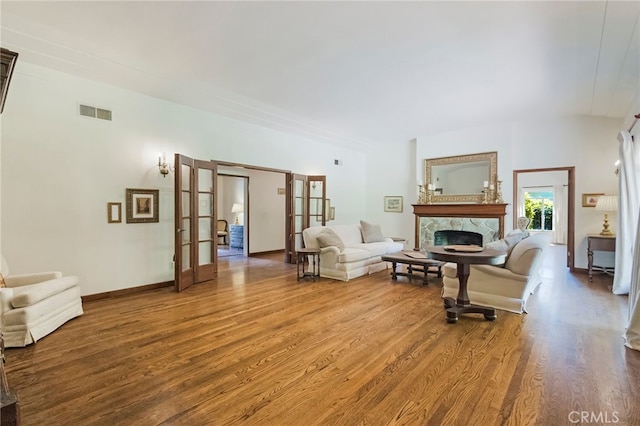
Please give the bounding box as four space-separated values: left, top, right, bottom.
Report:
126 188 159 223
107 202 122 223
582 193 604 208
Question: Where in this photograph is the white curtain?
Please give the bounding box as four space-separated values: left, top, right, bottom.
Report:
552 184 567 244
613 130 640 295
614 130 640 350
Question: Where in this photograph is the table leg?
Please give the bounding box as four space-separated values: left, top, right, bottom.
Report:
445 262 497 323
390 261 398 280
587 247 594 282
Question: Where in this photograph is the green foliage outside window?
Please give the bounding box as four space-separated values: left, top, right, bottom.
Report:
524 194 553 230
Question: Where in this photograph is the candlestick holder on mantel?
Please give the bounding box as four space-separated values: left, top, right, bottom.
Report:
495 180 504 203
418 185 427 204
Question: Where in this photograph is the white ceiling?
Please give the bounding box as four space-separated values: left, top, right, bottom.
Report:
1 1 639 148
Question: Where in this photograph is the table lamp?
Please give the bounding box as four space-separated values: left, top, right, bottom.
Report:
595 195 617 236
231 203 244 225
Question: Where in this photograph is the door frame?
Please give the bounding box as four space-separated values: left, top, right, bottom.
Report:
513 166 575 271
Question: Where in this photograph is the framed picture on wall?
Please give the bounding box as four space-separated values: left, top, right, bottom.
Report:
107 202 122 223
126 188 159 223
384 196 403 213
582 193 604 208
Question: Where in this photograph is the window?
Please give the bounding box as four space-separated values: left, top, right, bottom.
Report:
524 190 553 231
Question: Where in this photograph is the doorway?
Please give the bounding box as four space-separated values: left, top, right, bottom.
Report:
218 174 248 258
513 167 575 271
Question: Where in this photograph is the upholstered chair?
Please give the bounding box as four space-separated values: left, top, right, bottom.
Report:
442 232 551 314
217 219 229 245
517 216 531 233
0 256 83 347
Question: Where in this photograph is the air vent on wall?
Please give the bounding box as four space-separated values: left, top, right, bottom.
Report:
79 104 112 121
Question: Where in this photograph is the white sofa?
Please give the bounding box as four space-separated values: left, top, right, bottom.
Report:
442 231 551 314
1 257 83 347
302 223 403 281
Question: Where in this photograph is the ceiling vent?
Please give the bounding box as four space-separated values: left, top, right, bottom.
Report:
79 104 112 121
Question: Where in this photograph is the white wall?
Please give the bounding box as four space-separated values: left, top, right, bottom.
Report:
1 62 368 295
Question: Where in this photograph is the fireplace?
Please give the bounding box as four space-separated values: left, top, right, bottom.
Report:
434 230 483 246
413 203 508 249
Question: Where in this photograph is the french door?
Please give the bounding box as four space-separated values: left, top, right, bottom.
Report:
174 154 218 292
285 174 327 264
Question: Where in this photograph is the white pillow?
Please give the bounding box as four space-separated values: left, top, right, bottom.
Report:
316 228 345 251
360 220 385 243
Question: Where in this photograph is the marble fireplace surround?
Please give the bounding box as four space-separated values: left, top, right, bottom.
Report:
412 204 508 249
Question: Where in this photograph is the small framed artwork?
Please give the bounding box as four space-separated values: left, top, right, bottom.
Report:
107 202 122 223
126 188 159 223
384 196 403 213
582 193 604 207
435 188 444 195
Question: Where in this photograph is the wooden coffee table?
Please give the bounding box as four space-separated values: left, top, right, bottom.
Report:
381 251 444 285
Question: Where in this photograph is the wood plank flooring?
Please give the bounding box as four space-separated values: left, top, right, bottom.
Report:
4 246 639 425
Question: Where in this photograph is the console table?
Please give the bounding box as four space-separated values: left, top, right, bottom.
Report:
587 234 616 282
229 225 244 249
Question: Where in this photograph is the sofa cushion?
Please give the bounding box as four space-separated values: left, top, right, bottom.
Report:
316 228 345 252
338 248 373 263
360 220 384 243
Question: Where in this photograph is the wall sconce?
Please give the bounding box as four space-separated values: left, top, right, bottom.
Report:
231 203 244 225
614 160 620 176
158 152 174 177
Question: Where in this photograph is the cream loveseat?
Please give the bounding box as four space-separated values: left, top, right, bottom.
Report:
442 231 551 314
1 256 83 347
302 221 403 281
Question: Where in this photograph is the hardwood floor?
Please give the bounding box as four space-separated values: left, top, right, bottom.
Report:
5 246 639 425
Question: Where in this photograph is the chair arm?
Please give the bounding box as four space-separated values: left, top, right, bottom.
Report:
470 264 529 282
5 271 63 287
9 276 79 308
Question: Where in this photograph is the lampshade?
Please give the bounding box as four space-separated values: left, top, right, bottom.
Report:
595 195 618 212
231 203 244 213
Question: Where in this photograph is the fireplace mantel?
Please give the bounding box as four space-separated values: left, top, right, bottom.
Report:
412 203 508 248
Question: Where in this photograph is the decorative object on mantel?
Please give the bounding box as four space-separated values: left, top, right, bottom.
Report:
495 180 504 203
595 195 618 236
482 181 489 204
426 184 434 204
417 184 427 204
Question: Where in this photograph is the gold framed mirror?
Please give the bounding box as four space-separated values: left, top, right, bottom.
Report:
424 151 497 203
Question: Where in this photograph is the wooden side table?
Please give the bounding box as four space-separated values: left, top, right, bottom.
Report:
587 234 616 282
296 248 320 282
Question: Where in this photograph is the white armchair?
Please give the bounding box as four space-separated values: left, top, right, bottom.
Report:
1 256 83 347
442 232 551 314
